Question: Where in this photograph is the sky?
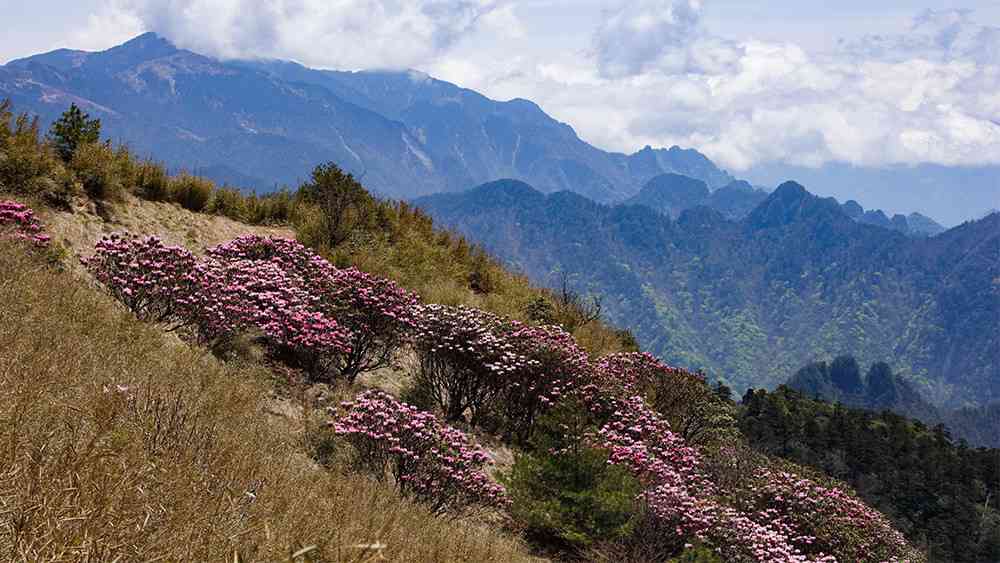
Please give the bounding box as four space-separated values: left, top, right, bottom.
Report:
1 0 999 222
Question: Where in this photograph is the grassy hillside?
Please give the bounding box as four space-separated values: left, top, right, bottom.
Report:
0 242 535 562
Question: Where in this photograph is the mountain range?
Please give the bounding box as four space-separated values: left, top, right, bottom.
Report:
0 33 955 234
415 179 999 408
627 173 945 236
0 32 735 202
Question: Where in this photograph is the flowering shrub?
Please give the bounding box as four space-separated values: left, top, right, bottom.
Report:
598 353 737 445
501 324 593 441
206 235 419 381
411 304 532 423
205 235 336 290
335 390 508 513
592 395 824 562
326 267 420 381
412 304 595 439
84 233 351 374
738 469 916 561
189 257 351 371
81 233 197 322
87 233 423 381
579 379 916 561
0 200 51 247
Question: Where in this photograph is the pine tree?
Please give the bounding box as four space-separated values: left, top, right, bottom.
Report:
48 104 101 162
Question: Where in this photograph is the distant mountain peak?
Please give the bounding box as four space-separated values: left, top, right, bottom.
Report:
100 32 183 64
773 180 809 199
121 32 174 48
466 179 544 204
624 173 709 218
718 180 755 193
746 181 849 229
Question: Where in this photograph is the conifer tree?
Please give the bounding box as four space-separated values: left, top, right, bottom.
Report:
48 103 101 162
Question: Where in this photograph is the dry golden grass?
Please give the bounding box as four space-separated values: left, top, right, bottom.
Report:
42 193 295 258
0 244 536 562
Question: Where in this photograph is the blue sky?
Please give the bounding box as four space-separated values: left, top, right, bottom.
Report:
2 0 999 222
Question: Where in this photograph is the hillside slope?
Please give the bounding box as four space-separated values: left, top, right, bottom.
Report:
0 241 535 562
0 98 929 561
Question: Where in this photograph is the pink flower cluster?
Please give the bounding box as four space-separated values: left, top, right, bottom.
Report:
501 323 593 440
325 267 421 380
597 352 704 395
412 304 533 423
84 234 418 381
190 256 351 366
412 305 591 439
81 233 198 322
587 391 826 562
741 469 915 561
205 235 420 380
334 389 508 513
0 200 51 247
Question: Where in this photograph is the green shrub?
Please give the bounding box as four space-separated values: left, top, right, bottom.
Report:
136 161 170 201
207 186 247 221
255 189 293 224
0 105 65 202
169 173 214 211
468 249 496 294
111 145 139 192
502 402 641 554
291 202 330 252
48 103 101 162
299 162 378 247
70 142 125 201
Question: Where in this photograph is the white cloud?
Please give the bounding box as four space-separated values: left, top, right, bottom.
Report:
83 0 507 70
433 4 1000 172
591 0 742 77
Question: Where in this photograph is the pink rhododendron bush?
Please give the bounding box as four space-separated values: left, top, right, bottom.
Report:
326 266 421 379
81 233 198 322
334 389 508 513
411 304 592 440
411 304 533 424
0 200 51 247
597 352 737 445
84 233 416 381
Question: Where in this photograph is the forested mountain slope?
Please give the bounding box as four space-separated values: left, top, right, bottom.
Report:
416 179 1000 407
